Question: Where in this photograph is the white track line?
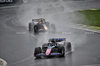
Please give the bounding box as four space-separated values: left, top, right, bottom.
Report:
8 55 33 65
72 26 100 33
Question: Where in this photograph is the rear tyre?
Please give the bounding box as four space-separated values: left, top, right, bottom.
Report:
29 22 33 31
34 47 42 58
65 42 72 52
51 24 56 32
58 47 65 57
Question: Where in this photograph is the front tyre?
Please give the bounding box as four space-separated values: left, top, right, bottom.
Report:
34 47 42 58
34 25 38 33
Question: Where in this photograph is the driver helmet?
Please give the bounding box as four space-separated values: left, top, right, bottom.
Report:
39 19 43 23
52 40 57 46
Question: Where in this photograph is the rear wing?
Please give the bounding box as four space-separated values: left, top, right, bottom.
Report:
49 38 66 42
32 18 45 22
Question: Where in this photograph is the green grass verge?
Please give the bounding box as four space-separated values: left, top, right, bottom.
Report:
74 9 100 27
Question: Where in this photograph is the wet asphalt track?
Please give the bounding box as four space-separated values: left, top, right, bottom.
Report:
0 1 100 66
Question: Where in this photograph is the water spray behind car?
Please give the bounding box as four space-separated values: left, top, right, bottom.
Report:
17 0 88 52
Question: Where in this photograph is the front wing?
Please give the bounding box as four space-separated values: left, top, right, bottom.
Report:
36 53 61 56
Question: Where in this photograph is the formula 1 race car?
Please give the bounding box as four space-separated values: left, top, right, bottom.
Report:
28 18 56 33
34 38 72 58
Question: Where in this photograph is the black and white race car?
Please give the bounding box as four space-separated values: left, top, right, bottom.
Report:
28 18 56 33
34 38 72 58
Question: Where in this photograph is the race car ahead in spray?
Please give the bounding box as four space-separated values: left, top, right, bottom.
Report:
28 18 56 33
34 38 72 58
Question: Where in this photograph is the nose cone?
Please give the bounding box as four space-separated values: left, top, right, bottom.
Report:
46 49 51 55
